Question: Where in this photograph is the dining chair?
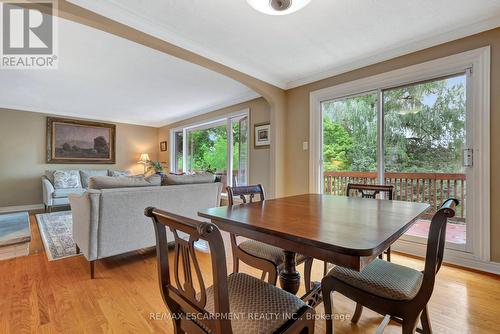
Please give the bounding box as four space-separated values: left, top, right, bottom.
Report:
227 185 314 292
321 198 459 334
145 207 315 334
347 183 394 261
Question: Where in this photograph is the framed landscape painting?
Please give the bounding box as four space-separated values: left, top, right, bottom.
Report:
46 117 116 164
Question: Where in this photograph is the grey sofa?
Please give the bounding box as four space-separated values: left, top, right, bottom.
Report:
42 169 128 212
68 182 222 278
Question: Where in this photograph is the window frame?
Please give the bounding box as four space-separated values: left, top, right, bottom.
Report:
309 47 490 266
169 108 250 189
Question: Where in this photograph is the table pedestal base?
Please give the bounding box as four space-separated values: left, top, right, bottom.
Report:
279 251 301 295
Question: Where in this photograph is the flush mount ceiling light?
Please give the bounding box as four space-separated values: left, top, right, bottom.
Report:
247 0 311 15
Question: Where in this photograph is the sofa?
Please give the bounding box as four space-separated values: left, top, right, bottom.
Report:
42 169 134 212
69 182 222 278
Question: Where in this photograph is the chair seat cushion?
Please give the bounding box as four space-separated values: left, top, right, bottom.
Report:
52 188 86 198
238 239 308 266
204 273 307 333
329 259 423 301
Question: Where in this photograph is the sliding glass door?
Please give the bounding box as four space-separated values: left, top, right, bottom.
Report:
383 74 469 250
322 92 378 194
171 112 249 192
321 73 472 252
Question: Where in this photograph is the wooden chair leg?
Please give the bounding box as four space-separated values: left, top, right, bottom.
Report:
402 313 420 334
351 303 363 323
386 247 391 262
421 305 432 334
304 257 313 292
268 269 278 286
90 260 95 279
323 261 329 276
321 277 334 334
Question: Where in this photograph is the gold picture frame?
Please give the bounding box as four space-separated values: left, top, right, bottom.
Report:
46 117 116 164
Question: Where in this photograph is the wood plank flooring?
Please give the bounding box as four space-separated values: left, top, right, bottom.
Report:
0 213 499 333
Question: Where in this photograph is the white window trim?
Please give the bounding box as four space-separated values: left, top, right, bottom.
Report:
309 47 491 267
169 108 250 188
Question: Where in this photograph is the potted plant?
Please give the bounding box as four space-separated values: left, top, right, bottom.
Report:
147 160 164 175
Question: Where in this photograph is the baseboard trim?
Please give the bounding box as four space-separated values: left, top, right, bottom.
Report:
0 204 45 214
392 239 500 275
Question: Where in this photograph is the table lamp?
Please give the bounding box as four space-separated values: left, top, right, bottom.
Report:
138 153 150 174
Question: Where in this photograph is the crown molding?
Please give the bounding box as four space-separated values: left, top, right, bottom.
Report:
285 15 500 89
69 1 500 92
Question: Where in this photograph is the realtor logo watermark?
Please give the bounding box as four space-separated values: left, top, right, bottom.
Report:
1 0 58 69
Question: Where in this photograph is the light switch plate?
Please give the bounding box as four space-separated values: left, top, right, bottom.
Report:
303 142 308 151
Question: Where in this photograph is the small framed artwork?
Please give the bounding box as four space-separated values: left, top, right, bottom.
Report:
160 141 167 152
254 123 270 148
46 117 116 164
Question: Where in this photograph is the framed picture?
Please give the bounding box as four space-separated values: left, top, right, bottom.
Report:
46 117 116 164
160 141 167 152
254 123 270 148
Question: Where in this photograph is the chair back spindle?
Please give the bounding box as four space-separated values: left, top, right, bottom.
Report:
145 207 232 333
346 183 394 200
421 198 458 295
227 184 265 206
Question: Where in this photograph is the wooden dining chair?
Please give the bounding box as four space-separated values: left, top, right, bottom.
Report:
321 198 459 334
227 185 314 292
145 207 315 334
347 183 394 261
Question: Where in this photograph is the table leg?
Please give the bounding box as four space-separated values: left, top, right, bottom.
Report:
279 251 301 294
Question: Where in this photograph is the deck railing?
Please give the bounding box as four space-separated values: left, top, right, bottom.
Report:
324 171 466 220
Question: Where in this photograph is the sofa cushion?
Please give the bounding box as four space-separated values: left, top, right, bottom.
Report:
163 173 215 185
80 170 108 188
108 170 132 177
88 175 161 189
53 170 81 189
52 187 86 198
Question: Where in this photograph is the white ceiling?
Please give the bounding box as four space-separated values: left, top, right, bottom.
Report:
0 17 259 127
69 0 500 89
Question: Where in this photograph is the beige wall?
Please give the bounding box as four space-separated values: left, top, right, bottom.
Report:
158 97 271 191
284 28 500 261
0 108 158 207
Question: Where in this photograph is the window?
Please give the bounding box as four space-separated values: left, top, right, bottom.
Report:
171 111 249 191
310 47 491 264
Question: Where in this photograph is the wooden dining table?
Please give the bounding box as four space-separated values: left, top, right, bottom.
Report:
198 193 429 306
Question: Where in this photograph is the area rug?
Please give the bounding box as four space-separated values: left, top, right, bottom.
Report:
36 211 79 261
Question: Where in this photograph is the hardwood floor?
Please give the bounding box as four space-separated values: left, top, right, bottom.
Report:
0 213 499 333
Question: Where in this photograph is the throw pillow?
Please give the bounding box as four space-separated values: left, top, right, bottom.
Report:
109 170 132 177
80 170 108 188
162 172 215 185
53 170 81 189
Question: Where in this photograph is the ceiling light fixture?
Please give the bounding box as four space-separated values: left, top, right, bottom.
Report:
247 0 311 16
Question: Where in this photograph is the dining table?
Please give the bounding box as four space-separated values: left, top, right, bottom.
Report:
198 193 430 306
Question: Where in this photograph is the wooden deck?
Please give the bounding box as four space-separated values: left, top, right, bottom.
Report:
324 171 467 220
0 212 498 333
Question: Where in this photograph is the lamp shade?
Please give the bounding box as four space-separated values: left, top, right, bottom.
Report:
138 153 150 163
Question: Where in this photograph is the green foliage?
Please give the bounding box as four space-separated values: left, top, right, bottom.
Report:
322 76 466 173
185 123 242 173
147 160 164 173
